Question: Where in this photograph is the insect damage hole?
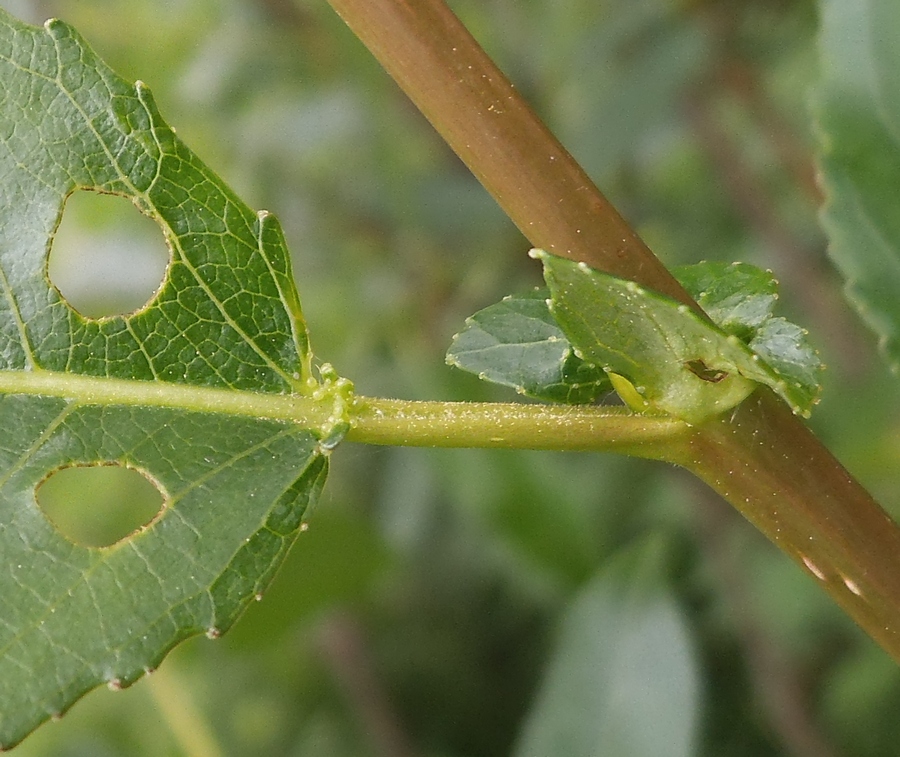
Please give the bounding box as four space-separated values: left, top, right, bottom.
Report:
36 464 167 548
685 359 728 383
48 189 171 319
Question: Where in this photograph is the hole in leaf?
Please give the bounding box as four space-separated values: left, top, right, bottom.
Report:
36 464 167 548
48 189 170 318
685 359 728 383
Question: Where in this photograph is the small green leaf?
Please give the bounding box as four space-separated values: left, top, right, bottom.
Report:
673 261 778 340
749 318 822 411
446 289 610 404
447 256 822 420
514 537 700 757
534 251 820 423
675 261 822 413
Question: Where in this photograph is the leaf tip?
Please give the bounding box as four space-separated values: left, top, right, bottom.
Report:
43 18 66 36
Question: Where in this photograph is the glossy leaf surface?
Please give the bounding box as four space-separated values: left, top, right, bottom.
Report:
676 263 822 405
0 10 335 746
449 257 821 422
672 261 778 340
536 252 821 423
446 289 610 404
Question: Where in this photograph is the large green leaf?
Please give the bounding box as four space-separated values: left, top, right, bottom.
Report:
816 0 900 370
0 9 344 746
514 538 700 757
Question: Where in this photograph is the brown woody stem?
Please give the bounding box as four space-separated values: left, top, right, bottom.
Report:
325 0 696 307
325 0 900 662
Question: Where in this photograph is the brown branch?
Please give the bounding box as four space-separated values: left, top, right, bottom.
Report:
679 393 900 663
324 0 698 309
324 0 900 664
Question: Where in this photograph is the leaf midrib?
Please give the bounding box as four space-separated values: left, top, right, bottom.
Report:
0 369 333 426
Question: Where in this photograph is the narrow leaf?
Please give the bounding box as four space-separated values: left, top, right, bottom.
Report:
446 289 610 403
816 0 900 370
514 538 700 757
0 10 342 746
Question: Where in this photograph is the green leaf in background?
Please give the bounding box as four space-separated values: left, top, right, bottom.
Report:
445 289 611 404
535 251 822 423
816 0 900 372
0 9 340 747
514 537 700 757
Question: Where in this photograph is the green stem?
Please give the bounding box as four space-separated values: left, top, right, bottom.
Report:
347 397 688 457
325 0 900 663
0 368 685 455
0 369 337 426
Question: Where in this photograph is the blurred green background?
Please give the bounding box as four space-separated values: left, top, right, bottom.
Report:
4 0 900 755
